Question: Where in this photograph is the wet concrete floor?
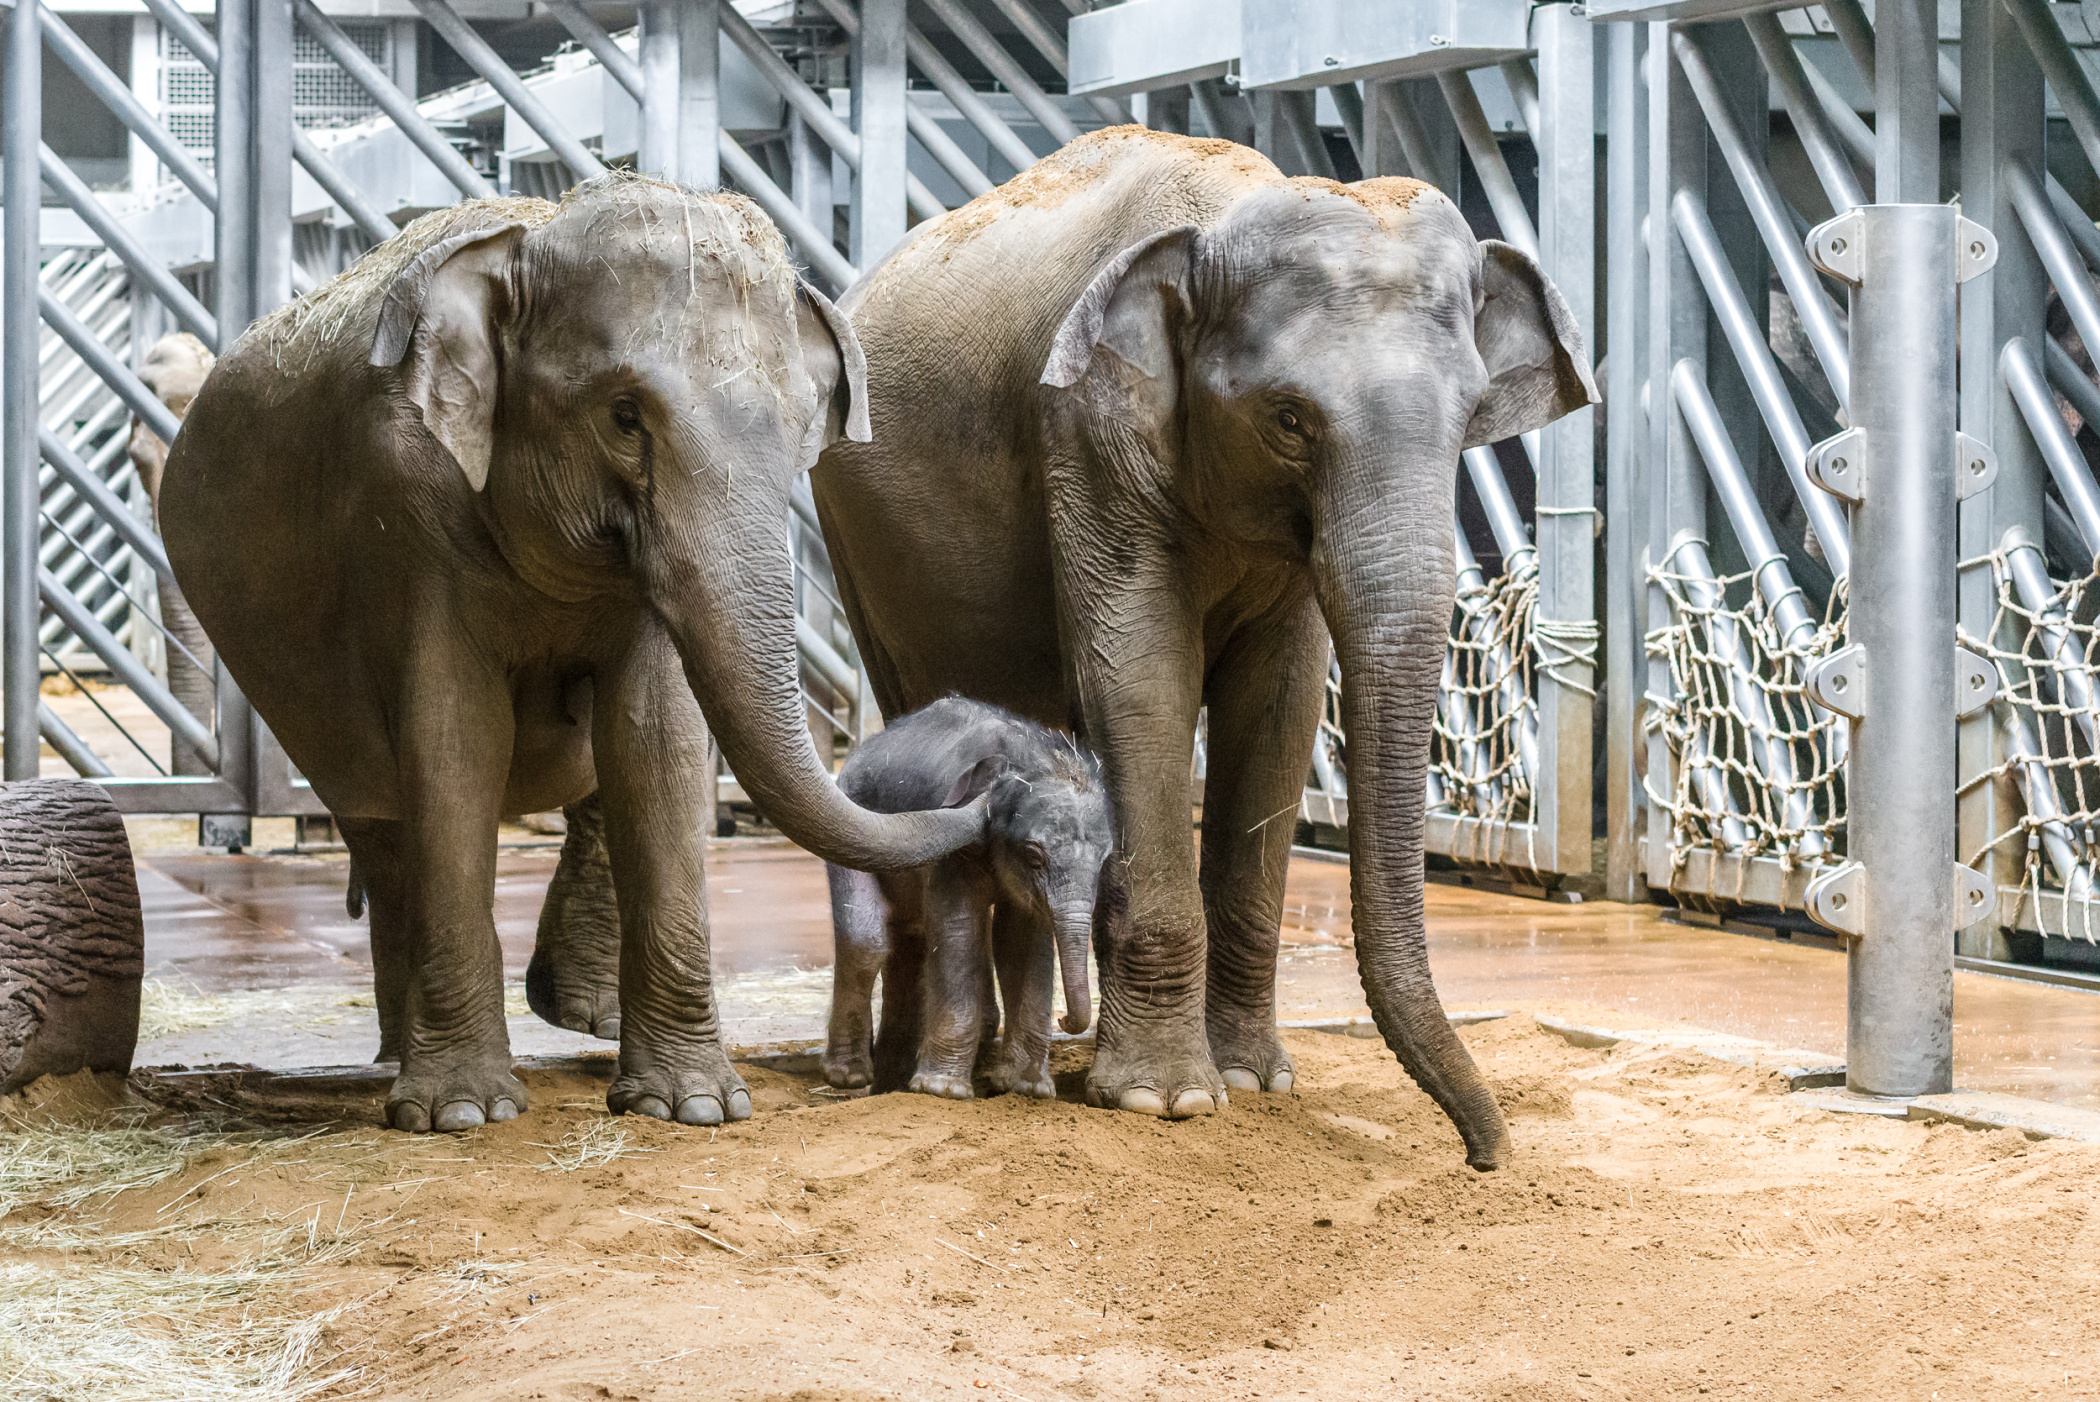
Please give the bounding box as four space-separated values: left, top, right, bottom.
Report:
131 836 2100 1111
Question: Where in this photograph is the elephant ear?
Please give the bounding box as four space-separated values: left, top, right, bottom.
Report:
794 279 872 471
943 754 1009 809
1463 239 1600 451
1040 226 1197 456
368 222 528 492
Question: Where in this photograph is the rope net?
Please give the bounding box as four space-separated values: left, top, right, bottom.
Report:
1643 553 1849 891
1958 548 2100 942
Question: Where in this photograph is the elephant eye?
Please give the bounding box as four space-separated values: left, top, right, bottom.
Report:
611 395 644 434
1024 844 1048 868
1277 408 1303 434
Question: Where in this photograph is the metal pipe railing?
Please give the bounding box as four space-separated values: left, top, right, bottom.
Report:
1671 191 1851 577
36 148 216 344
1437 70 1538 262
295 0 494 200
2007 0 2100 177
1327 82 1365 164
1742 12 1866 214
1658 534 1764 853
2002 528 2100 754
1279 91 1338 181
1672 28 1851 410
1498 57 1540 139
410 0 606 182
2045 335 2100 431
40 568 219 768
37 291 182 447
38 4 216 212
2009 159 2100 384
39 702 112 778
981 0 1123 124
917 0 1079 146
1191 77 1254 147
37 429 173 584
2005 337 2100 556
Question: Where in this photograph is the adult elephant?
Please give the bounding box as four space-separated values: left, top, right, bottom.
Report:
812 129 1594 1167
161 174 981 1133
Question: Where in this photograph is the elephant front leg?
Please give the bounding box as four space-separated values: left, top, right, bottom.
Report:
908 868 993 1100
385 668 526 1133
594 623 749 1126
986 903 1056 1099
524 792 624 1039
1198 600 1330 1095
1063 570 1224 1120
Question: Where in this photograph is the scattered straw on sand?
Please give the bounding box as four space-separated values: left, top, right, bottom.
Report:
531 1117 652 1174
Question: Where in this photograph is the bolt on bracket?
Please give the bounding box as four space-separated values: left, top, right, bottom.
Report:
1954 863 1995 930
1954 431 1998 501
1807 210 1997 286
1954 644 1999 718
1805 428 1866 502
1806 861 1864 937
1804 644 1866 720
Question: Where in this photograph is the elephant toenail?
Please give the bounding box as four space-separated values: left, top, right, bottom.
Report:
433 1100 487 1132
593 1017 621 1042
726 1090 752 1121
390 1101 431 1133
561 1015 591 1033
1168 1089 1218 1118
1221 1068 1261 1092
1271 1070 1295 1092
489 1098 520 1122
629 1095 672 1120
675 1095 723 1125
1118 1088 1167 1116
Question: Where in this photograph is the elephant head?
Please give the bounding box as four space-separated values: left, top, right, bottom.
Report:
368 173 979 871
1042 177 1596 1168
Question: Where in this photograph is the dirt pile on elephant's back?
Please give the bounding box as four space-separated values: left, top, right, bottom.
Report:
15 1014 2099 1400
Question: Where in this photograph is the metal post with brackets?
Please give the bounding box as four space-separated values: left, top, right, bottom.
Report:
1798 1 2000 1099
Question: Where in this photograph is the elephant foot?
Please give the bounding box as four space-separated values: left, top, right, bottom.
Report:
525 948 621 1040
1086 1018 1227 1119
387 1057 527 1133
821 1040 873 1090
986 1054 1055 1100
1209 1017 1297 1094
609 1042 752 1126
908 1067 976 1100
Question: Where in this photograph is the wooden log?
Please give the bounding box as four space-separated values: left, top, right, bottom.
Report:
0 778 145 1091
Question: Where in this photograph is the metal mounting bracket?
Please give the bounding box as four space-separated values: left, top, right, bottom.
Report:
1954 863 1995 930
1806 861 1865 938
1806 210 1864 285
1954 431 1998 501
1805 428 1866 503
1804 644 1866 720
1954 215 1999 283
1954 645 1999 718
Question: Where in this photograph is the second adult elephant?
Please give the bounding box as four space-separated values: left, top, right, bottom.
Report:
161 174 981 1132
813 130 1595 1167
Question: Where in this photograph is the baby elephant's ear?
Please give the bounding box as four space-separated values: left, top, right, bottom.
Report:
943 755 1006 809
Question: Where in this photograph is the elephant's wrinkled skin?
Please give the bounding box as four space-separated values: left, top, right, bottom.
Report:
127 333 216 776
823 696 1112 1100
160 174 981 1133
810 129 1596 1167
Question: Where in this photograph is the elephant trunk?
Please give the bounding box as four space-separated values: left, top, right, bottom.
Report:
660 507 982 873
1052 904 1094 1035
1313 467 1510 1171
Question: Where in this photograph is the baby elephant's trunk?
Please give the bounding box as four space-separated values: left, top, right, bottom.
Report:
1054 908 1094 1035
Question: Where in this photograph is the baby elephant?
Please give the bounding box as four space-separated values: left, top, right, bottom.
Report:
824 697 1112 1099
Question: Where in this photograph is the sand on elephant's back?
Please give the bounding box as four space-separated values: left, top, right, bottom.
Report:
44 1012 2100 1399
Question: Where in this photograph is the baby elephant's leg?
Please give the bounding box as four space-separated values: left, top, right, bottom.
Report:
823 864 891 1089
988 904 1058 1099
909 865 991 1099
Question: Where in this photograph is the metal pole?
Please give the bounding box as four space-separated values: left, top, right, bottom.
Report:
850 0 908 268
216 0 254 346
2003 338 2100 553
35 145 215 345
637 0 678 178
294 0 493 200
1834 1 1968 1093
254 0 293 315
38 4 218 212
4 0 42 779
1603 21 1649 902
1741 11 1866 214
677 0 719 189
410 0 606 182
916 0 1078 146
2004 0 2100 176
1437 68 1538 262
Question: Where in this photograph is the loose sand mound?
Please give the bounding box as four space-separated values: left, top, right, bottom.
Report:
5 1009 2098 1400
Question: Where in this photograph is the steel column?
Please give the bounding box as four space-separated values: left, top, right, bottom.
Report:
850 0 908 268
677 0 720 190
1604 21 1649 901
4 0 41 779
1531 4 1595 878
1839 177 1965 1097
638 0 679 178
1959 0 2050 961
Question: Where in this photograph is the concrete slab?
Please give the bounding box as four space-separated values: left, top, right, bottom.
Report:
1906 1090 2100 1143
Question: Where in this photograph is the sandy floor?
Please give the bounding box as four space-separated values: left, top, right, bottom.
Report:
7 1010 2099 1401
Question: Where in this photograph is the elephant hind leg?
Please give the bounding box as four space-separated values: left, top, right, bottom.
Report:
524 792 623 1040
339 815 414 1064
